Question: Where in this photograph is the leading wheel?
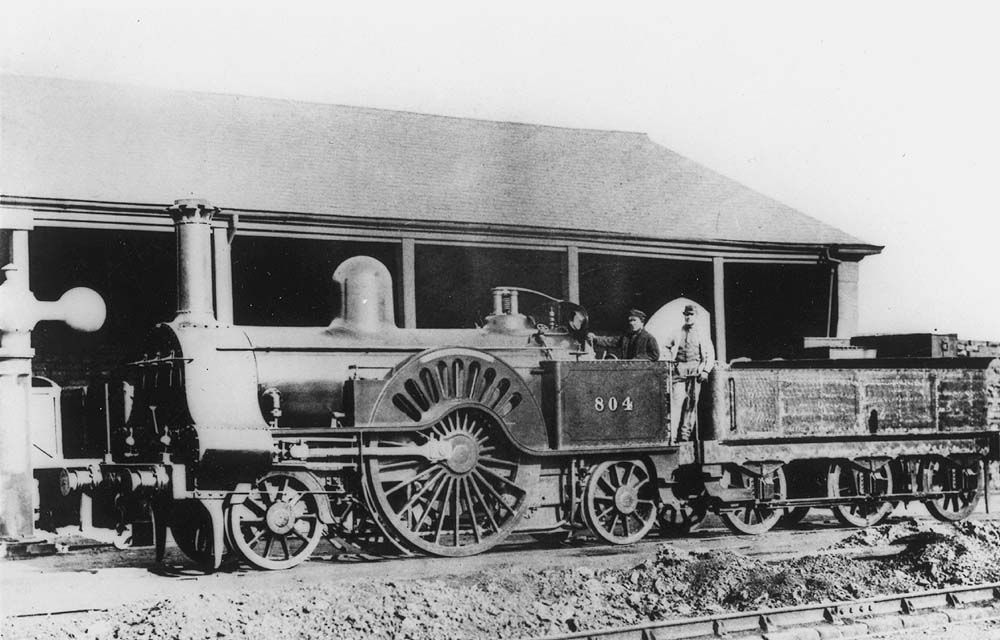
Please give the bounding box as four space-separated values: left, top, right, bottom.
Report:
828 461 894 527
923 459 983 522
720 465 786 535
226 473 324 570
365 405 538 557
170 500 218 571
583 460 658 544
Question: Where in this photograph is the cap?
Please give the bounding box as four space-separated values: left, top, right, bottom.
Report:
627 308 647 322
683 304 696 315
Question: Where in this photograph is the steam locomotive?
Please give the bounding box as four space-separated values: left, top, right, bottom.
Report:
60 200 1000 571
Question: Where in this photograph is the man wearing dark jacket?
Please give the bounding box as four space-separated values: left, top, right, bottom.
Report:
588 308 661 361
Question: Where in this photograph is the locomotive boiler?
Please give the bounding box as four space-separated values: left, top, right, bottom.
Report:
60 200 1000 571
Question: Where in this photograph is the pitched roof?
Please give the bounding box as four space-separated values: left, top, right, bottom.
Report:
1 74 874 249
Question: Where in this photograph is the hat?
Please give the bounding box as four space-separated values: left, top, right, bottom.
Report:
626 308 647 322
683 304 696 315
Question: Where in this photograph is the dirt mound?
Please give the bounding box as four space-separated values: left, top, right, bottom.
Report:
8 520 1000 640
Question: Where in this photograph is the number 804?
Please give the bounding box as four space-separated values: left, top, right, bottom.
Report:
593 396 634 412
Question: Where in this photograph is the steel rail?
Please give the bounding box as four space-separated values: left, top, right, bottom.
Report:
525 582 1000 640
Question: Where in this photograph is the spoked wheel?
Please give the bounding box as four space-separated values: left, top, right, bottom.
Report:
828 461 894 527
720 465 786 535
923 458 983 522
583 460 658 544
365 405 538 557
170 499 219 570
226 473 324 570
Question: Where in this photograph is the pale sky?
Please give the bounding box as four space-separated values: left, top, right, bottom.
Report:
3 1 998 339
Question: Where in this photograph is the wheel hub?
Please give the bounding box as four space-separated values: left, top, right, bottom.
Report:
614 485 639 514
265 501 295 535
444 433 478 474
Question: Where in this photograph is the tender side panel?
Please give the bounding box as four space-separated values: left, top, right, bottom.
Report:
540 360 670 449
713 358 1000 439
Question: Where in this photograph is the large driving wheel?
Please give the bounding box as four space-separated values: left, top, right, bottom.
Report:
923 458 983 522
226 473 324 570
828 461 894 527
583 460 658 544
365 405 538 557
170 499 219 571
720 465 786 535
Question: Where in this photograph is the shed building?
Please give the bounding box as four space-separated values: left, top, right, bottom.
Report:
1 74 881 396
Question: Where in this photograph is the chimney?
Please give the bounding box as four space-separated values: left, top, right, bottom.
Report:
167 199 218 324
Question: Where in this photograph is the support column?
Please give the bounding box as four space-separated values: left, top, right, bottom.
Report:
836 261 860 338
401 238 417 328
563 246 580 304
0 210 35 539
212 226 234 325
712 257 727 364
0 210 105 540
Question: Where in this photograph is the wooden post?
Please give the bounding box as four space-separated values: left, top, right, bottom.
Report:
836 261 860 338
401 238 417 328
712 256 727 363
212 226 234 325
564 246 580 304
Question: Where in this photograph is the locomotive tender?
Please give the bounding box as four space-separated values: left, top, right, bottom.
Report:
61 200 1000 571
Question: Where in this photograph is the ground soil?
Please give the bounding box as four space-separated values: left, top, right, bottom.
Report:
6 517 1000 639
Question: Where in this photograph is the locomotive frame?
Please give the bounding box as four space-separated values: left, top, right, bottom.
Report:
59 200 1000 571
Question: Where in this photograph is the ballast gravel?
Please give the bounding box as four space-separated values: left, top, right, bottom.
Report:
7 519 1000 640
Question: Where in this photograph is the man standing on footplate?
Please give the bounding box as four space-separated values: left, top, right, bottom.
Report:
664 304 714 442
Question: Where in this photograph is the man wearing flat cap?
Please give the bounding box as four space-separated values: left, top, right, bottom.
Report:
587 308 661 361
665 304 715 441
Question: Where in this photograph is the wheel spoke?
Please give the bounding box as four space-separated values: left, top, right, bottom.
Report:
397 468 445 516
598 475 617 494
462 479 483 544
477 464 525 496
433 479 456 543
471 470 516 517
453 481 461 546
621 464 633 486
384 464 438 497
246 496 268 516
479 455 518 469
469 475 500 532
411 473 450 533
246 526 266 547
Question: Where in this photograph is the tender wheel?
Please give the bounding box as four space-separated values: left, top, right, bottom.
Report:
583 460 658 544
365 405 538 557
720 465 786 535
828 462 894 527
226 473 324 570
170 500 218 570
923 459 983 522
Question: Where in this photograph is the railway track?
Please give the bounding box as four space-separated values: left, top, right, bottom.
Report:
528 583 1000 640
